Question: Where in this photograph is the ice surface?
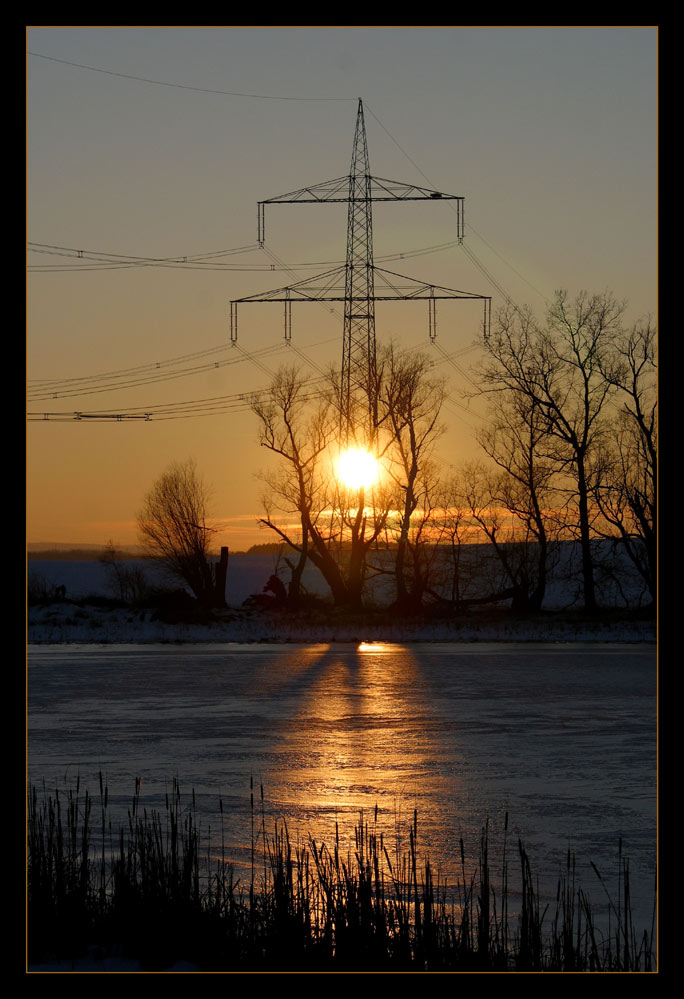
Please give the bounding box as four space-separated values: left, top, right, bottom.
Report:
28 641 657 937
26 551 658 958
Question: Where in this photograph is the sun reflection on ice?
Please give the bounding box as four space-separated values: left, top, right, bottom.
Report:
357 642 401 654
260 642 460 875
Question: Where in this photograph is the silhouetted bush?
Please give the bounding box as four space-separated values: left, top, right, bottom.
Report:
144 589 214 625
27 574 65 607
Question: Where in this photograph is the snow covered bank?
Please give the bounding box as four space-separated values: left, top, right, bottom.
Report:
27 552 656 644
27 601 655 644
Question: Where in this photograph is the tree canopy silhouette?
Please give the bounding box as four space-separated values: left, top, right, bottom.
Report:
137 458 223 607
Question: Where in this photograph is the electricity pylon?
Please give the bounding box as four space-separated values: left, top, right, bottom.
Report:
230 98 490 438
343 99 377 433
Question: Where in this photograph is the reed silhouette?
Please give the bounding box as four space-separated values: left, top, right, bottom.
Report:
27 777 656 972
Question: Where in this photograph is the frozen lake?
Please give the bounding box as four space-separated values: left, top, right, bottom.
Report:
27 641 657 934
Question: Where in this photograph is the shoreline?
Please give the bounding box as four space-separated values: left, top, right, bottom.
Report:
27 604 656 646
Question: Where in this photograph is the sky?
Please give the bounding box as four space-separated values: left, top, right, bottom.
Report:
26 25 658 550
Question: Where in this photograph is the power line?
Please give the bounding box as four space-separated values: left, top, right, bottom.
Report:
29 340 237 387
430 339 481 391
28 240 259 259
29 334 339 390
27 241 263 273
29 311 477 398
27 237 466 273
27 100 506 425
464 224 550 304
27 51 354 102
459 241 514 307
364 103 437 191
258 243 342 323
28 336 340 401
28 343 286 401
27 341 478 422
27 374 331 422
364 102 548 311
284 340 330 378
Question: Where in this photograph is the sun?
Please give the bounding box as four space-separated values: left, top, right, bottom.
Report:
336 447 380 490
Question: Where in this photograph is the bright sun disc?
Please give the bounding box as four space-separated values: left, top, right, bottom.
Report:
336 447 379 490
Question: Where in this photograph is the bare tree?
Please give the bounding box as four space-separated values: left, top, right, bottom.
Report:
99 540 149 604
451 460 552 610
478 290 626 612
251 365 394 610
433 475 473 609
476 387 561 611
594 320 657 602
137 459 223 607
380 345 447 611
251 367 339 605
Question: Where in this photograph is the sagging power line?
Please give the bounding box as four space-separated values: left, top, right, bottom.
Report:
28 99 526 425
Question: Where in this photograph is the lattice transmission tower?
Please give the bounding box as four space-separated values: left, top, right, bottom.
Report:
230 99 490 440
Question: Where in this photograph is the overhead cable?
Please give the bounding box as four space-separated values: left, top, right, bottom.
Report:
28 237 465 273
28 51 355 101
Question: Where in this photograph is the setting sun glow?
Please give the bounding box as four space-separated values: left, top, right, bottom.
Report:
336 447 379 490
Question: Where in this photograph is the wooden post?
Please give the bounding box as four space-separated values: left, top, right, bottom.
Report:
214 546 229 607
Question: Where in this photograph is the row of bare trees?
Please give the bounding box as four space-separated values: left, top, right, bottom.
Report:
247 290 656 613
135 290 656 614
475 291 656 611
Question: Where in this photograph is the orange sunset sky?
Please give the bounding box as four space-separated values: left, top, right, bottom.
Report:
27 26 658 551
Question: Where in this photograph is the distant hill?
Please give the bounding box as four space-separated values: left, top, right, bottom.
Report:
244 542 289 555
28 542 106 552
242 541 399 554
27 543 249 561
27 544 144 561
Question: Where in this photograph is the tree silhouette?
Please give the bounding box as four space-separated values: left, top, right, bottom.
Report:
137 459 224 607
478 291 627 612
251 365 393 610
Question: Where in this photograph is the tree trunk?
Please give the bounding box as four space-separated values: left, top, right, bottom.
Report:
527 539 547 613
394 536 409 607
576 459 597 612
286 530 309 608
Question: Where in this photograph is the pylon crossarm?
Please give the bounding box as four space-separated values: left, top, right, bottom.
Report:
373 267 492 302
232 264 490 306
257 176 464 246
259 175 461 206
259 176 351 205
368 176 463 202
231 266 346 304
